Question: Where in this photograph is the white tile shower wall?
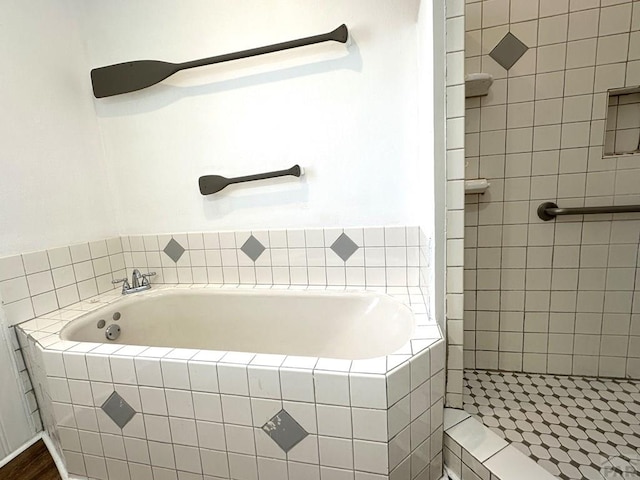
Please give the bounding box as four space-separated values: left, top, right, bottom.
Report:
446 0 467 408
463 0 640 378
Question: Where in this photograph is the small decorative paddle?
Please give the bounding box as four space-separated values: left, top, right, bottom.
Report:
91 24 349 98
199 165 304 195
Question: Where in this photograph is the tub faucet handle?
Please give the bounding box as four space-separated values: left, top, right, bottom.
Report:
141 272 156 286
112 277 131 294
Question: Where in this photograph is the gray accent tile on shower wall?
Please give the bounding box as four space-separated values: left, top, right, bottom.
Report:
262 409 308 453
489 32 528 70
240 235 266 262
163 237 185 263
330 232 359 261
101 391 136 429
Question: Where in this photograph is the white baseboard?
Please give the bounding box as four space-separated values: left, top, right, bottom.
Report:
40 432 70 480
0 433 41 469
0 432 70 480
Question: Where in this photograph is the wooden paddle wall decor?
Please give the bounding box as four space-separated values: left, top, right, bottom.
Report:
198 165 304 195
91 24 349 98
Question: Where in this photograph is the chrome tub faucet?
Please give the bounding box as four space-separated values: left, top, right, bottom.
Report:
112 269 156 294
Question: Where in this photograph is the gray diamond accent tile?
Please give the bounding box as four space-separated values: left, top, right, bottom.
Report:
241 235 266 262
163 237 185 263
101 391 136 429
330 232 359 262
489 32 528 70
262 409 308 453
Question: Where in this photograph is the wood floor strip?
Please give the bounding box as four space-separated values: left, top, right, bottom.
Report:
0 439 61 480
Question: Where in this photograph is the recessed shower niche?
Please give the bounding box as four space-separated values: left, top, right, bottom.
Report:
605 87 640 157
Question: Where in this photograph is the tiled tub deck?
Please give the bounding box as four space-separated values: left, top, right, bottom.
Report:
463 370 640 480
16 283 446 480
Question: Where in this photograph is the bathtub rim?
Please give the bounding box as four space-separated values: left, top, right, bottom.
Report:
17 283 442 377
57 285 418 361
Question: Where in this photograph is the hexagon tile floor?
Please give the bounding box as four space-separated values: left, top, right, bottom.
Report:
463 369 640 480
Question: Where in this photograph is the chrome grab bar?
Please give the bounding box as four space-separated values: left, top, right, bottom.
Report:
537 202 640 221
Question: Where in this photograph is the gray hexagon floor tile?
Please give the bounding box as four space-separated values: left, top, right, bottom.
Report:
464 369 640 480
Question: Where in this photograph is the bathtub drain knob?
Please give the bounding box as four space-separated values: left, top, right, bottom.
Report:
105 324 121 341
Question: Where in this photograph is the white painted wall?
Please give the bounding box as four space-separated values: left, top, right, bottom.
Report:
0 0 117 459
81 0 427 235
0 0 116 257
417 0 440 321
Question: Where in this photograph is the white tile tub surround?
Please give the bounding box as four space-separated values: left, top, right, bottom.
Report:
7 326 42 435
120 226 425 290
17 283 445 480
0 237 125 443
0 237 125 326
0 226 429 449
463 0 640 379
443 408 556 480
19 292 445 480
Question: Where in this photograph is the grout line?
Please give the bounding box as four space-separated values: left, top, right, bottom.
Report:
213 361 232 479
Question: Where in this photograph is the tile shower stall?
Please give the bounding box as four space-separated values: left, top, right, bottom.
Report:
456 0 640 479
1 226 447 480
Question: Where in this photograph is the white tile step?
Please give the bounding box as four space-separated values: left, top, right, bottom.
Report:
443 408 559 480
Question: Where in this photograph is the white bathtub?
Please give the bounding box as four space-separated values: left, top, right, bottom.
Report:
18 284 444 480
60 288 414 360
